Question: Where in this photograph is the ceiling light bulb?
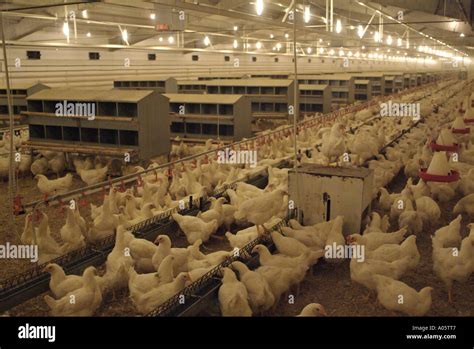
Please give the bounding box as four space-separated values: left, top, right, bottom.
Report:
168 36 174 44
256 41 262 49
304 5 311 23
329 49 334 55
150 13 156 20
339 49 344 56
256 0 264 16
319 47 324 54
386 35 392 45
307 47 312 54
374 31 380 42
159 37 163 42
233 40 238 48
335 19 342 33
397 38 402 46
233 26 238 31
81 9 88 18
285 33 289 39
357 25 364 38
270 34 274 38
460 33 465 37
62 21 69 36
276 43 282 50
122 29 128 42
86 32 91 38
204 36 211 46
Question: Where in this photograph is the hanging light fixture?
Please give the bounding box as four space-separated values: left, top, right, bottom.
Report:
357 25 364 38
304 5 311 23
81 9 88 18
256 0 264 16
374 31 380 42
233 40 238 48
397 38 402 46
168 36 174 44
86 32 91 38
386 35 392 45
256 41 262 49
62 21 69 36
276 43 282 51
335 19 342 33
307 47 312 54
150 13 156 20
121 28 128 42
204 36 211 46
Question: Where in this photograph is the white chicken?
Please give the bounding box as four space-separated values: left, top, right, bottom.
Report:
77 165 108 186
365 235 420 270
234 189 287 234
44 266 102 316
128 255 175 300
231 261 274 313
60 208 85 252
172 213 218 244
133 273 190 315
415 196 441 225
321 122 346 163
350 256 411 290
297 303 328 317
453 193 474 217
152 234 189 275
373 275 433 316
218 268 252 317
346 227 408 250
270 231 308 257
432 230 474 303
433 215 462 248
35 173 73 196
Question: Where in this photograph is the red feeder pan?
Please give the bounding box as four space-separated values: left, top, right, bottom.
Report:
451 127 470 134
429 141 459 152
418 169 460 183
464 118 474 124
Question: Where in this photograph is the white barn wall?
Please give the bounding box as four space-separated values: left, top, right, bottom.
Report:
0 46 454 89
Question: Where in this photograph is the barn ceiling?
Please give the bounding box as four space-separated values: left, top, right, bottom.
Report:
0 0 471 60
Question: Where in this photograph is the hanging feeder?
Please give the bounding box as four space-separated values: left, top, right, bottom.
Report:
429 129 458 152
418 151 460 183
451 116 470 134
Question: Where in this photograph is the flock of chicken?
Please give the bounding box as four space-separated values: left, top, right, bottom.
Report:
13 77 474 317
